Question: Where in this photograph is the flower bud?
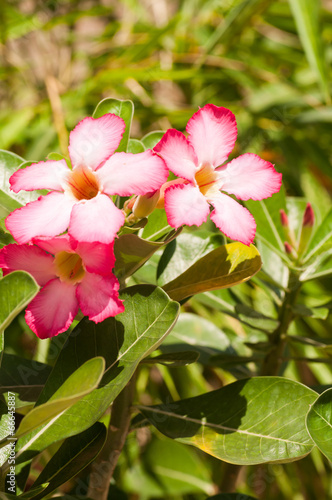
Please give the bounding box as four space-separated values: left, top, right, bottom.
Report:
284 241 297 259
132 190 160 219
298 203 315 257
280 209 289 227
302 203 315 227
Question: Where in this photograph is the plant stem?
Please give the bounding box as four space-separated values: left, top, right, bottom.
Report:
87 375 136 500
260 271 300 376
221 271 301 494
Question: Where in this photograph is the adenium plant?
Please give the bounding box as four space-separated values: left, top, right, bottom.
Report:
1 98 332 500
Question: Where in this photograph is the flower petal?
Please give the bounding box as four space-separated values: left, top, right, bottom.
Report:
164 183 210 229
75 241 116 275
9 160 69 193
186 104 237 168
33 235 73 255
77 272 124 322
68 114 125 170
25 278 78 338
5 192 75 244
97 150 168 196
217 153 282 201
153 129 198 181
210 192 256 246
69 194 124 244
0 244 55 286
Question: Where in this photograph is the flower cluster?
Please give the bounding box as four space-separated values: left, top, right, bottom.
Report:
0 104 281 339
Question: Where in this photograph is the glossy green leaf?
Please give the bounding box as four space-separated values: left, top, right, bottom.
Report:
15 285 179 463
123 438 214 496
157 231 224 286
306 388 332 461
0 353 52 402
138 377 317 465
0 271 39 332
15 357 105 438
289 0 330 103
30 423 107 500
92 98 134 152
163 242 261 302
141 130 165 149
127 138 145 153
114 229 181 281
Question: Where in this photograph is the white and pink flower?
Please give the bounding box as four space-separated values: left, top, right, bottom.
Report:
154 104 282 245
6 113 168 244
0 235 124 338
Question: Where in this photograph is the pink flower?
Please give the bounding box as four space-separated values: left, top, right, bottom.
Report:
6 114 168 244
0 235 124 338
154 104 282 245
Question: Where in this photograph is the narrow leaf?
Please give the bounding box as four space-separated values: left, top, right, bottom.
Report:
289 0 330 103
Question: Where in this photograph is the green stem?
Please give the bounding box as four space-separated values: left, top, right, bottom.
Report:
87 374 136 500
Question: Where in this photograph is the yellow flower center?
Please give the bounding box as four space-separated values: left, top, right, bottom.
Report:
195 164 220 198
67 167 100 201
54 251 85 284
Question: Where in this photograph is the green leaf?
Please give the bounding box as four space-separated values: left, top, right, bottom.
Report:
15 357 105 438
114 229 181 281
300 248 332 281
123 438 214 496
289 0 330 103
127 138 145 153
92 98 134 153
141 351 199 366
142 209 172 241
0 400 12 467
291 304 329 320
0 150 40 213
0 271 39 332
306 388 332 461
302 208 332 263
245 188 289 262
30 423 107 500
157 231 225 286
15 286 179 463
138 377 317 465
162 242 261 302
0 353 52 402
141 131 165 149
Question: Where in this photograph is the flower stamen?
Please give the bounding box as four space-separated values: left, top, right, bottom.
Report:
54 251 85 283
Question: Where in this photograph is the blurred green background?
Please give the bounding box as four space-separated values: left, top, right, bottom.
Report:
1 1 332 499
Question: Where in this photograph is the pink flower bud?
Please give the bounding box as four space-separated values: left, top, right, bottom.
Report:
284 241 293 254
302 203 315 227
280 209 289 227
